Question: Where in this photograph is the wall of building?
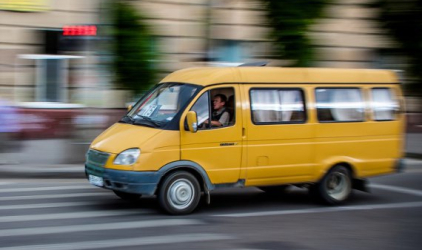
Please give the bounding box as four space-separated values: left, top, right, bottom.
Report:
0 0 116 105
0 0 407 105
310 0 396 69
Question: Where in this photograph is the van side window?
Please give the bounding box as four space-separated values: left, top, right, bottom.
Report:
315 88 364 122
190 87 235 130
371 88 398 121
250 89 306 124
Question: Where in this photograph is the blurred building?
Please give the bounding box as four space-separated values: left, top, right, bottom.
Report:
0 0 420 164
0 0 111 105
0 0 412 106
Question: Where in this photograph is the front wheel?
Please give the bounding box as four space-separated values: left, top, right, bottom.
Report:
310 165 352 205
158 171 201 215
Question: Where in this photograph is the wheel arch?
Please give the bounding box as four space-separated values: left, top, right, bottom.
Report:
155 160 214 194
317 157 358 182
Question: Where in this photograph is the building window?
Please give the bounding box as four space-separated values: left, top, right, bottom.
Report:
316 88 364 122
250 89 306 124
214 40 244 63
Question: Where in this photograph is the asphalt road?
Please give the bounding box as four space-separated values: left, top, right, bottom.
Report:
0 168 421 250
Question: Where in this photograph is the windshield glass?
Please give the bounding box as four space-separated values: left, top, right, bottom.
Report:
121 83 199 128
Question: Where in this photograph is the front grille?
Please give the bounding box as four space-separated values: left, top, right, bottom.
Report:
86 149 110 168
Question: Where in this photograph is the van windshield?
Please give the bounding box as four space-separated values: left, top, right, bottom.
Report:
120 83 199 128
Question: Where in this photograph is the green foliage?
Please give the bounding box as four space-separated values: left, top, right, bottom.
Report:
377 0 422 93
261 0 328 66
111 1 157 94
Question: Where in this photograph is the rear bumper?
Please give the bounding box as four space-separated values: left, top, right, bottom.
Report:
85 164 160 196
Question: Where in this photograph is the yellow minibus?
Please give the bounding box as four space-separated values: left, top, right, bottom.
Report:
85 66 405 214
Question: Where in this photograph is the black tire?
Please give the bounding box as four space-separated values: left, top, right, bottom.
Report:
310 165 352 205
158 171 201 215
258 185 289 195
113 190 141 201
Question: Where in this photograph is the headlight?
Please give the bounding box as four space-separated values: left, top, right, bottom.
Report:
113 148 140 165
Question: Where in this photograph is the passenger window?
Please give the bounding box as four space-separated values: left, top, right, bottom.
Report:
190 88 235 130
371 88 398 121
250 89 306 124
315 88 364 122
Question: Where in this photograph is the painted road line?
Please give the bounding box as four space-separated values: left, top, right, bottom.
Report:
0 234 233 250
0 201 94 211
213 201 422 218
0 185 95 193
0 192 109 201
0 219 202 237
370 184 422 197
0 209 150 223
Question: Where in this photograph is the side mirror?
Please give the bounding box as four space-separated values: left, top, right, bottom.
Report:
186 111 198 133
127 104 133 111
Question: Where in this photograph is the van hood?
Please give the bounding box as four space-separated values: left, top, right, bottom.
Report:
90 123 162 154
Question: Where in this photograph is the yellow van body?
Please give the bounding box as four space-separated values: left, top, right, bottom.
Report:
85 67 405 214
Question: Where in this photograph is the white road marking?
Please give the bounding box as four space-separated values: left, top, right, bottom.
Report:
0 192 109 201
0 234 233 250
213 201 422 218
0 210 149 223
370 184 422 197
0 201 94 210
0 185 94 193
0 219 202 237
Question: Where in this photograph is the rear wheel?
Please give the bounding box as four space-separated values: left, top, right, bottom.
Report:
158 171 201 215
113 190 141 201
310 165 352 205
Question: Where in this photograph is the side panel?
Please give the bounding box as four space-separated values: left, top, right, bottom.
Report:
180 84 243 184
313 84 404 179
243 84 316 186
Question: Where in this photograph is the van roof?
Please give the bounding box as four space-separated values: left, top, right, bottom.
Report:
159 67 399 86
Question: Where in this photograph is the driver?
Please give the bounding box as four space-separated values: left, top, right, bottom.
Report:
204 94 230 127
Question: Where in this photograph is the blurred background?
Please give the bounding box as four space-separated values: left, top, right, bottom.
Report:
0 0 421 165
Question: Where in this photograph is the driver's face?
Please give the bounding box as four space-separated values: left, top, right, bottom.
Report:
213 97 224 110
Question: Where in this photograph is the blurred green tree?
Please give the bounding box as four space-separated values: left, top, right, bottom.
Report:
111 1 157 94
376 0 422 94
261 0 328 66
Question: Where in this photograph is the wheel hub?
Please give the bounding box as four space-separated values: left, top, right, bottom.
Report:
326 172 351 201
168 179 194 209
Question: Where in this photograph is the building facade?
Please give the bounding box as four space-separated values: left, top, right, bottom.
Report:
0 0 409 108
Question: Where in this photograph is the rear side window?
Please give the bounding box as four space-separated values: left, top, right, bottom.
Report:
315 88 364 122
250 89 306 124
371 88 398 121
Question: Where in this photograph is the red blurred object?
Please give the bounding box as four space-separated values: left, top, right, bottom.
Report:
63 25 97 36
17 108 81 139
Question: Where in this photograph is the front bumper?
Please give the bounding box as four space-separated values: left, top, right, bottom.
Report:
85 164 161 196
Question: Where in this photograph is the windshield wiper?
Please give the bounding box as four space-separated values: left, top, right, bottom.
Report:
119 115 134 124
134 115 163 128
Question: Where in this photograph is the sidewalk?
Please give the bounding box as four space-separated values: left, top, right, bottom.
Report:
0 164 85 179
405 133 422 159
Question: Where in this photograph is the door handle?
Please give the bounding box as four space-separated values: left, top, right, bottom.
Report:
220 142 237 146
